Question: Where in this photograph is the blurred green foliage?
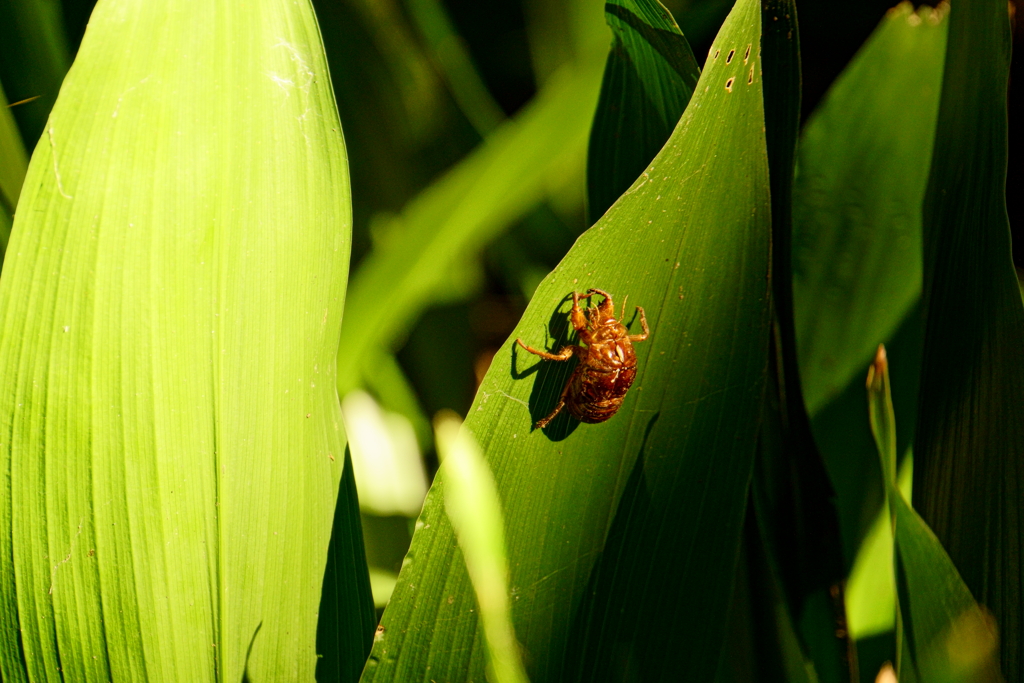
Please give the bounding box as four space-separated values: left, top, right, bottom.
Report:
1 0 1021 680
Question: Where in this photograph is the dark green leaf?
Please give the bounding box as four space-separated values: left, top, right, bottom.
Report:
585 0 700 223
405 0 505 136
318 451 377 683
713 503 818 683
0 0 72 145
362 0 771 679
912 0 1024 676
0 79 29 257
792 2 947 569
867 348 1001 683
756 1 851 679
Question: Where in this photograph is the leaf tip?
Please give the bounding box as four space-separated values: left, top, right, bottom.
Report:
867 343 888 391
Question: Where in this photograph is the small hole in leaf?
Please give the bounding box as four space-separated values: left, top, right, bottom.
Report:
725 77 735 92
743 44 751 63
748 66 754 84
714 49 720 59
726 49 735 63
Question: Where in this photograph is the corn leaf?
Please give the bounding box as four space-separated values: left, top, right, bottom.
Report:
747 1 852 678
713 506 819 683
867 348 1001 683
435 414 528 683
0 0 370 680
585 0 699 224
362 0 770 678
318 451 377 683
792 2 947 569
912 0 1024 676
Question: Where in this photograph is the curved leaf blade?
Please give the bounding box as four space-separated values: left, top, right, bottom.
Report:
362 0 770 679
752 2 855 680
0 0 368 680
792 2 947 568
795 2 946 418
435 414 528 683
586 0 700 223
867 348 1001 683
912 0 1024 676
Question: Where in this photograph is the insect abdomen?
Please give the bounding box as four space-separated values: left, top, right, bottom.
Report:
566 365 637 423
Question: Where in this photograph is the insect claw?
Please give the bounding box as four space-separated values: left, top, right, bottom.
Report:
534 399 565 429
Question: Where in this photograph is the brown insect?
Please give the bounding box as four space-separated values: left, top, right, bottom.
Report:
516 288 649 429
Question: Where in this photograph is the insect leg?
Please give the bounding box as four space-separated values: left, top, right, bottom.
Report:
628 306 650 341
588 288 616 319
534 365 579 429
534 398 565 429
571 291 594 332
516 339 577 361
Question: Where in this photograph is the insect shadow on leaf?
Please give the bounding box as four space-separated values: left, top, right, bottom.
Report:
511 293 581 440
513 289 649 439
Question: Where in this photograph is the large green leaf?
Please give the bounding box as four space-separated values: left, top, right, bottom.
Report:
362 0 770 679
585 0 700 224
867 348 1001 683
0 0 71 146
911 0 1024 676
792 1 947 568
0 1 370 680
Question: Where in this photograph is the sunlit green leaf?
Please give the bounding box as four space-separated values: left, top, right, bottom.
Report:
369 567 399 609
362 0 771 678
342 390 427 517
360 348 432 450
911 0 1024 676
0 1 370 680
585 0 699 224
845 456 912 640
795 2 945 417
435 413 528 683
